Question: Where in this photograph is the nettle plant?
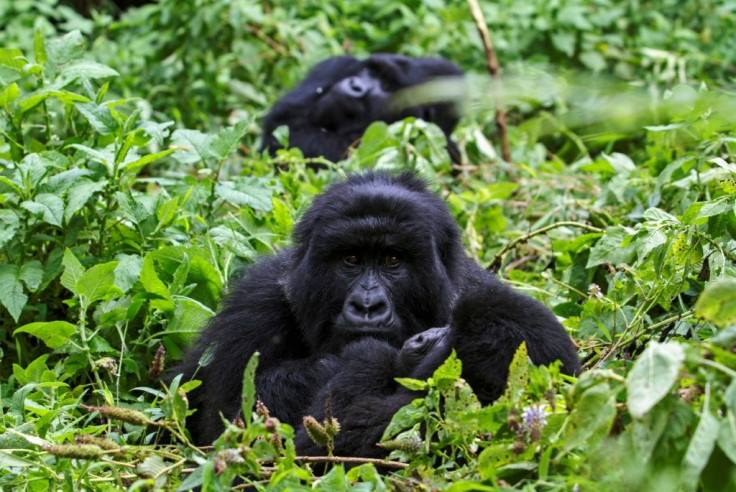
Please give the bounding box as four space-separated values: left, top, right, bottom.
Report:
0 31 297 396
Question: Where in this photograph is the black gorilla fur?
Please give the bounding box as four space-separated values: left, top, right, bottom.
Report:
173 173 580 455
260 54 464 163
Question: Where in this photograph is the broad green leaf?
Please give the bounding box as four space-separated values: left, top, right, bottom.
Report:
381 399 426 441
114 254 143 293
64 180 107 222
77 261 121 304
432 350 462 390
564 382 617 451
60 248 85 295
140 254 173 312
61 61 119 80
44 30 85 67
74 102 118 135
695 278 736 328
19 261 43 291
69 143 113 169
14 321 76 349
166 297 214 337
155 196 180 231
627 342 685 418
208 120 249 160
681 411 719 490
0 48 26 71
21 193 64 227
586 226 635 268
120 148 175 174
0 83 20 107
115 191 151 225
718 411 736 465
0 264 27 322
19 89 89 114
170 129 212 165
215 182 273 211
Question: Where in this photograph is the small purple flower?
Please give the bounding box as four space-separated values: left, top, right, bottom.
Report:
521 403 548 442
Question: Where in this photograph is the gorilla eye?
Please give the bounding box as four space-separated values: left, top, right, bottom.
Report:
344 255 360 266
383 255 401 268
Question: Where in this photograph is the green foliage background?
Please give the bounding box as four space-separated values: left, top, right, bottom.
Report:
1 0 735 490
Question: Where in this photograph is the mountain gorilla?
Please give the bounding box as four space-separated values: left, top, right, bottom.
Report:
172 173 580 453
260 54 464 164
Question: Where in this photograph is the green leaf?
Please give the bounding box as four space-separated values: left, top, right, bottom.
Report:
33 30 46 64
21 193 64 227
140 254 173 312
0 48 26 71
0 83 20 108
499 342 530 403
695 278 736 328
14 321 76 349
64 179 107 222
77 261 121 304
395 377 428 391
74 102 119 135
61 61 119 80
61 248 85 295
215 181 273 211
19 261 43 292
681 411 720 490
120 148 175 174
718 411 736 465
432 349 462 390
564 382 617 451
241 352 260 422
627 342 685 418
0 264 27 322
208 120 249 161
587 226 635 268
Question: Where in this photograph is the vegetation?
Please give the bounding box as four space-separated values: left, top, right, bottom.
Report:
1 0 735 489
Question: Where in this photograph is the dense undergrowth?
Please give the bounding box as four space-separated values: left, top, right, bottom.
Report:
1 0 735 490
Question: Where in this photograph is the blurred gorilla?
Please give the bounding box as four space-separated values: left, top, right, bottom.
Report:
260 54 464 164
172 173 580 453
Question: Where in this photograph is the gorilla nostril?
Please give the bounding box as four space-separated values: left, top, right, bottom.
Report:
346 77 367 97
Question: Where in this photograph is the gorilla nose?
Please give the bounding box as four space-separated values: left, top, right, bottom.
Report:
343 76 369 98
345 292 391 324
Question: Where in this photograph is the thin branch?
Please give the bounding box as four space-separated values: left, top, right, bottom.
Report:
489 221 604 269
295 455 409 469
467 0 511 163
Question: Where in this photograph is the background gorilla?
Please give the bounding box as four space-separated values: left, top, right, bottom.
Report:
173 173 580 451
260 54 464 163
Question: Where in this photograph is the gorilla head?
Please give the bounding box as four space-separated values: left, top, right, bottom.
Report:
260 54 464 163
283 173 466 352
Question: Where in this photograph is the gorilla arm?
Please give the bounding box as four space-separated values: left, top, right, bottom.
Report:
172 253 341 444
452 267 581 403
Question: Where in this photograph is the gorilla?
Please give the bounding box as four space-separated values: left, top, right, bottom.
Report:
172 172 580 453
260 54 464 164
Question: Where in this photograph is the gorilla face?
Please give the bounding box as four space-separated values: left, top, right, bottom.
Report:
284 173 465 352
313 69 389 131
260 54 464 163
398 326 451 374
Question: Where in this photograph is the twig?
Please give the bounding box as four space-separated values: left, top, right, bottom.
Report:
489 221 603 269
295 455 409 469
467 0 511 163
